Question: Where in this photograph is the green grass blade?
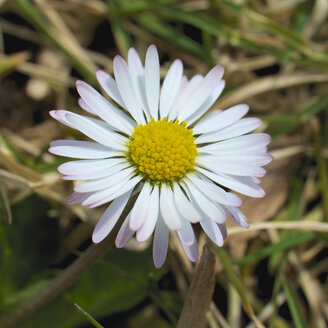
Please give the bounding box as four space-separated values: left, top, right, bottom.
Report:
74 303 104 328
283 280 308 328
0 181 12 224
215 247 251 313
313 121 328 219
136 13 207 60
235 232 315 265
107 0 132 58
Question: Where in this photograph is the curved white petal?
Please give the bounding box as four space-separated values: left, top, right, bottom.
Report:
128 47 151 120
175 75 203 114
160 59 183 118
58 158 127 175
173 182 202 223
186 80 225 126
181 239 199 262
49 140 119 159
75 167 135 193
196 156 266 177
50 110 72 127
129 182 153 231
92 189 133 243
145 45 160 120
219 223 227 240
160 184 182 230
182 180 226 224
153 213 169 268
187 173 242 207
115 212 135 248
198 133 271 153
197 167 265 198
96 70 125 108
66 191 93 205
195 118 262 144
226 206 249 228
177 218 195 246
193 104 249 134
136 185 160 242
178 65 224 122
65 112 127 150
82 175 142 208
167 75 188 121
62 162 131 181
76 80 134 133
212 153 273 166
200 217 224 246
113 55 145 124
78 98 95 114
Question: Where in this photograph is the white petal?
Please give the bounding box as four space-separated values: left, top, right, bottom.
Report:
113 55 145 124
181 239 199 262
153 213 169 268
58 158 126 175
167 75 188 121
225 153 272 166
66 191 93 205
219 223 227 240
136 185 160 242
200 217 224 246
76 80 134 133
49 140 119 159
182 180 227 224
195 118 262 144
226 206 249 228
198 133 271 153
175 75 203 114
187 173 242 207
145 45 160 120
129 182 153 231
193 104 249 134
75 167 135 193
63 163 131 181
197 167 265 198
78 98 95 114
92 189 132 243
65 112 127 150
160 59 183 119
160 184 182 230
50 110 72 127
82 175 142 208
186 80 225 126
178 65 224 122
196 156 266 177
173 182 202 223
96 70 125 108
177 219 195 246
115 212 135 248
128 47 151 120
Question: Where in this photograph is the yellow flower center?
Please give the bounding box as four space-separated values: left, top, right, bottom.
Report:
129 118 197 182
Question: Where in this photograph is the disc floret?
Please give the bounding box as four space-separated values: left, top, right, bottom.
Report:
129 118 197 182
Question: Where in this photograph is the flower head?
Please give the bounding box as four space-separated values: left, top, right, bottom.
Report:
49 45 272 268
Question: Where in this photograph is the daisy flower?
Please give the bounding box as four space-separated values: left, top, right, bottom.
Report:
49 45 272 268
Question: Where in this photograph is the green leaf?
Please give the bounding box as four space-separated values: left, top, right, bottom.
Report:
17 249 166 328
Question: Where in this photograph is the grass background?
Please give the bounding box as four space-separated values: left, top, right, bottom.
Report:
0 0 328 327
